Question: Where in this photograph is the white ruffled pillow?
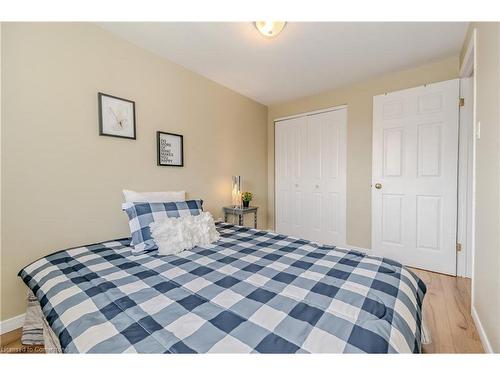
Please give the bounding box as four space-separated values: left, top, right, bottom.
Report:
149 212 220 255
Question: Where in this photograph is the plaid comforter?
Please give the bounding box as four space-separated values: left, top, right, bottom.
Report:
19 223 426 353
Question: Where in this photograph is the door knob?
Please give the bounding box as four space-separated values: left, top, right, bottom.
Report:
315 185 319 189
374 183 382 190
294 183 299 188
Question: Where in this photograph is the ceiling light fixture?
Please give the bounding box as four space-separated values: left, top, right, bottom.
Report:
254 21 286 38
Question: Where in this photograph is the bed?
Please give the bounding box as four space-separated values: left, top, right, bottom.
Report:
19 222 426 353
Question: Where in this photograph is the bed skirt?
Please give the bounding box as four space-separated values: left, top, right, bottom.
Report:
22 291 62 353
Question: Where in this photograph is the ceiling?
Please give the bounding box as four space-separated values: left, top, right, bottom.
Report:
98 22 468 105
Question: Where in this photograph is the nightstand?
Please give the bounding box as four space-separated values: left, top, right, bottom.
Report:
223 206 258 229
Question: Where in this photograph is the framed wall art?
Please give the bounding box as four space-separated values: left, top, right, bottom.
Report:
98 92 136 139
157 131 184 167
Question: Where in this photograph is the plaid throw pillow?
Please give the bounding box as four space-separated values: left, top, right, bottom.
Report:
122 200 203 252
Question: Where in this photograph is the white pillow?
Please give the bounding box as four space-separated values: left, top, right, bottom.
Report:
122 189 185 203
149 212 220 256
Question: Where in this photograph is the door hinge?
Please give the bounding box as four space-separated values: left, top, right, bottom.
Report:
456 243 462 252
459 98 465 107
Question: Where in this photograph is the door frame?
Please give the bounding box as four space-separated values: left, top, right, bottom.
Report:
457 29 476 280
274 104 347 122
273 104 347 245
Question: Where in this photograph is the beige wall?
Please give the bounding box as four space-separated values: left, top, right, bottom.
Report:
1 23 268 321
461 23 500 352
267 57 459 248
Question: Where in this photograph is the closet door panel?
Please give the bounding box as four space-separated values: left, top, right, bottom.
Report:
306 109 347 246
289 121 307 237
275 123 289 235
275 117 307 237
276 108 346 246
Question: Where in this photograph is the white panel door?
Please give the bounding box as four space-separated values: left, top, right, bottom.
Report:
306 109 347 246
372 79 459 275
275 108 346 247
275 116 308 239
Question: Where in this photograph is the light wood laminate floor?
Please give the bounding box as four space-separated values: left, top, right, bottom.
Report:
410 268 483 353
0 269 484 353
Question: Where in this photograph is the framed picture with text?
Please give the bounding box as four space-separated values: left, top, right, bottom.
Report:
98 92 136 139
157 131 184 167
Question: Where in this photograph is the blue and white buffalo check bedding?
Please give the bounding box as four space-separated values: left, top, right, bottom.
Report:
19 223 426 353
122 200 204 252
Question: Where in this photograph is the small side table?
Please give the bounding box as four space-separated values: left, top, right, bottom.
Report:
223 206 258 229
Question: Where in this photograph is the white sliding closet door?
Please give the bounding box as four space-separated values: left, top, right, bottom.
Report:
275 107 347 247
372 79 459 275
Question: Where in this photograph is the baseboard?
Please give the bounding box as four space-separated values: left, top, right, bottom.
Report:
471 304 493 353
0 313 25 335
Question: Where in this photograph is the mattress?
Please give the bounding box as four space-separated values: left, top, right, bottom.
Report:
19 222 426 353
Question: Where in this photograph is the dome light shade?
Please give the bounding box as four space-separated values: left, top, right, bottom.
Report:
254 21 286 38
